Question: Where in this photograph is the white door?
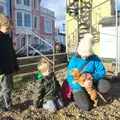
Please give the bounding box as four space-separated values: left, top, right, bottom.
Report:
100 26 120 58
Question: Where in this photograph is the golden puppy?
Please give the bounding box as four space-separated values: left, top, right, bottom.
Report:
69 68 107 107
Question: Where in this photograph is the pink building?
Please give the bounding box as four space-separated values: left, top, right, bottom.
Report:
10 0 55 49
40 7 55 45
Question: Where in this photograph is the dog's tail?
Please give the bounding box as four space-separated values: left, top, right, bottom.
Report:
97 91 107 103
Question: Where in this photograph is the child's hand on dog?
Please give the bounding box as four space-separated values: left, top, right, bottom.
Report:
82 73 93 88
86 73 93 80
83 79 93 87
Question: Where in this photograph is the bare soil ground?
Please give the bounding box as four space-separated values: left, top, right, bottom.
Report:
0 68 120 120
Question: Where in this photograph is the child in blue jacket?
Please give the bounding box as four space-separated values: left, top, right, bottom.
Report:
66 33 111 111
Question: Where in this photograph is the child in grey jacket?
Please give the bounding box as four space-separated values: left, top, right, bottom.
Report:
31 58 64 112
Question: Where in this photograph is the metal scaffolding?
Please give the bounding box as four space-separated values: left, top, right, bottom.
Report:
66 0 120 75
116 0 119 75
14 29 55 72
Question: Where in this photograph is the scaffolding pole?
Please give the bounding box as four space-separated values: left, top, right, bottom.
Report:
26 30 29 57
116 0 118 75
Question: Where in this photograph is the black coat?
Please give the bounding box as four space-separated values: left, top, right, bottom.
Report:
0 31 19 74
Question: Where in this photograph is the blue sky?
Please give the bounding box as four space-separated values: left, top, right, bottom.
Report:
41 0 66 32
118 0 120 10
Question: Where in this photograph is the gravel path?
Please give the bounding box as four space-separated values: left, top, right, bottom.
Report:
0 68 120 120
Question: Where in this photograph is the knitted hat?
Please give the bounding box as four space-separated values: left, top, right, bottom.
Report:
77 33 94 57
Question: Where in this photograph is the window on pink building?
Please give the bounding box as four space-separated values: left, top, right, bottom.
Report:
44 19 52 33
34 16 39 29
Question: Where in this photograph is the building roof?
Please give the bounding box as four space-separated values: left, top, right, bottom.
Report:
99 16 119 26
40 7 55 18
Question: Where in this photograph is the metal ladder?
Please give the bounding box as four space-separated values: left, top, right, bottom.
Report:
67 0 92 42
66 0 110 60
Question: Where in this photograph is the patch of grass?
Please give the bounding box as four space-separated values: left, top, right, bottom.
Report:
13 75 27 91
13 74 34 83
13 75 23 83
13 74 34 91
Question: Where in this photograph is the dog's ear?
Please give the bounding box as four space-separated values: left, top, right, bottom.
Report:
69 70 76 76
69 68 80 76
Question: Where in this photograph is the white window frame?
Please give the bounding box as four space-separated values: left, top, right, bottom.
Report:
20 35 26 48
16 11 32 28
24 0 31 7
33 37 40 44
16 0 22 4
0 5 4 13
15 0 32 9
24 12 31 28
44 18 52 33
33 16 39 30
33 0 38 10
16 12 22 26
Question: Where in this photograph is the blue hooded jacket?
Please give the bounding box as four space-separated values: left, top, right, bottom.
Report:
66 55 106 92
